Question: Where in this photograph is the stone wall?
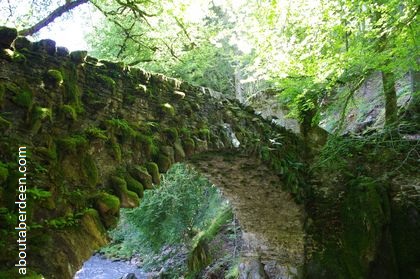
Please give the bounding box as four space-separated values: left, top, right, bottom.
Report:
0 27 307 278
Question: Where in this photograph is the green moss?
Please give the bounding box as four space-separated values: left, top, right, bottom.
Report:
26 188 52 200
106 118 137 139
62 64 83 113
129 166 153 190
146 162 160 185
125 174 144 198
198 128 210 141
0 162 8 184
82 155 99 187
31 106 52 133
33 106 52 121
10 83 32 108
96 192 120 214
98 74 116 91
57 135 88 154
62 104 77 121
111 142 122 162
136 133 159 159
46 69 63 86
161 103 175 116
85 126 109 140
111 176 128 192
163 127 179 143
157 154 171 173
126 190 140 206
179 127 192 138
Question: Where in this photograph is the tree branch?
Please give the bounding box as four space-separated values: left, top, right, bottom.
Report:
18 0 89 36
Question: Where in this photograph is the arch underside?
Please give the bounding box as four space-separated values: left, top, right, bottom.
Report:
190 152 305 277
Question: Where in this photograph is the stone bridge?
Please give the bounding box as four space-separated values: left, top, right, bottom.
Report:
0 29 307 279
1 28 419 279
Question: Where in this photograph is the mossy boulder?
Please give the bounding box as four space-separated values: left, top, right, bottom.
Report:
157 154 171 173
146 162 160 185
45 69 64 87
94 193 120 228
129 166 153 190
110 176 139 208
125 174 144 198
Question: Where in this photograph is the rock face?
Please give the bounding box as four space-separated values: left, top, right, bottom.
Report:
0 29 418 279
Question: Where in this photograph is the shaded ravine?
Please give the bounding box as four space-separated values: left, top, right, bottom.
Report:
74 254 147 279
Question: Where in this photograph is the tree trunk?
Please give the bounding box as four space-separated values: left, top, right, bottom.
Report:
382 71 398 127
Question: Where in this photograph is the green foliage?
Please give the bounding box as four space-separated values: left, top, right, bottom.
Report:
27 188 52 200
106 118 137 138
104 164 227 270
57 135 88 154
187 206 232 273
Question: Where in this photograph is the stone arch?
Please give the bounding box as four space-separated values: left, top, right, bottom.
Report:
188 152 305 278
0 31 307 279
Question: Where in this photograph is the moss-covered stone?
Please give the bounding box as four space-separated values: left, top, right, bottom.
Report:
85 126 108 140
61 64 83 113
157 154 171 173
57 135 88 154
82 155 99 187
10 83 32 108
62 104 77 121
125 174 144 198
129 166 153 189
163 127 178 142
111 142 122 162
146 162 160 185
97 74 116 91
45 69 63 87
95 192 120 229
161 103 175 117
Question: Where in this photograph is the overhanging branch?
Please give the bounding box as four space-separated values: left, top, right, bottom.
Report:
18 0 89 36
